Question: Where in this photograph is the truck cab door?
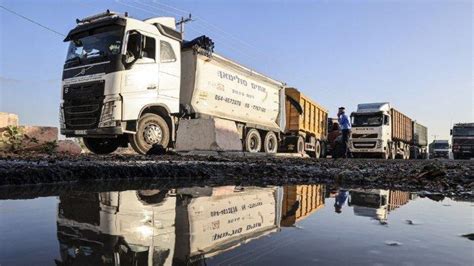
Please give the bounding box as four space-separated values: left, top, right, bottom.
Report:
121 31 159 120
157 39 180 114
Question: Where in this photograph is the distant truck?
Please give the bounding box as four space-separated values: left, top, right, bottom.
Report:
60 11 327 156
350 102 426 159
429 140 450 159
411 122 428 159
451 123 474 159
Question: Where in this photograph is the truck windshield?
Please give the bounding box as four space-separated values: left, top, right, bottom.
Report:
352 114 383 127
453 127 474 136
434 143 449 149
66 25 124 64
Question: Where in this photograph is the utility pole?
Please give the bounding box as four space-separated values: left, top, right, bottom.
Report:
432 134 438 141
176 14 192 35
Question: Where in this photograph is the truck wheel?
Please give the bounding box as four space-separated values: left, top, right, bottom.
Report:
389 145 396 159
320 142 327 158
310 140 321 158
263 131 278 154
129 113 170 155
297 136 305 155
244 129 261 153
83 137 119 154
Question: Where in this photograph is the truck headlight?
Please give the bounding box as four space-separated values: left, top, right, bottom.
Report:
59 105 65 129
99 101 116 127
376 140 382 148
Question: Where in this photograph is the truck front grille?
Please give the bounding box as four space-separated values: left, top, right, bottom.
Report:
63 81 104 130
352 133 378 139
353 141 377 149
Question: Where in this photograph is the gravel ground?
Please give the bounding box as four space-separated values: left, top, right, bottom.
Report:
0 153 472 200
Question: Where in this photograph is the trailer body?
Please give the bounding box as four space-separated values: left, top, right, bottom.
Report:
390 108 413 143
282 88 328 157
180 49 285 132
411 122 428 159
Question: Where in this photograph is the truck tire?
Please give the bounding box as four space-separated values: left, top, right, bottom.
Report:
83 137 119 154
263 131 278 154
297 136 305 155
309 140 321 158
320 142 327 158
129 113 170 155
244 129 261 153
389 145 396 159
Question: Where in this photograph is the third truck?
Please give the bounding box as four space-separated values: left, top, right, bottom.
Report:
349 102 427 159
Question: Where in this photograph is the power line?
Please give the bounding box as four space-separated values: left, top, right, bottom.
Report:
0 5 65 37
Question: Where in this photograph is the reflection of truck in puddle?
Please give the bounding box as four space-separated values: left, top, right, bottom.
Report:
55 185 326 265
173 186 283 264
56 190 177 265
349 189 411 222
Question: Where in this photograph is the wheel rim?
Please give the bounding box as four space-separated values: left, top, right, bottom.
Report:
143 123 163 145
250 135 259 151
267 135 276 152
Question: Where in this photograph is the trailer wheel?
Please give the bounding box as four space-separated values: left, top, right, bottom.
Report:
244 129 261 153
320 142 327 158
297 136 305 155
263 131 278 154
310 140 321 158
129 113 170 155
83 137 119 154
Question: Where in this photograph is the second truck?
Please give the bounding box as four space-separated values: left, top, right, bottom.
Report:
60 11 327 156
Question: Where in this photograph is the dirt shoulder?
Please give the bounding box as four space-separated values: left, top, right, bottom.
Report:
0 154 472 199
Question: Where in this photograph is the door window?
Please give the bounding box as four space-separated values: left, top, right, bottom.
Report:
142 36 156 60
160 41 176 63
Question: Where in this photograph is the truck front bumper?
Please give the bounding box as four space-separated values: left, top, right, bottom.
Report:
349 139 384 153
61 126 123 138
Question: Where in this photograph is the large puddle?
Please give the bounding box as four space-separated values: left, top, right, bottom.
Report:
0 184 472 265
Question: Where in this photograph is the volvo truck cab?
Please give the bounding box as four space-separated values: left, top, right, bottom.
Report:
60 11 181 154
350 103 392 159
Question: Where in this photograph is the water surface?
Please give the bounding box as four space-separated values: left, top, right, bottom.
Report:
0 185 472 265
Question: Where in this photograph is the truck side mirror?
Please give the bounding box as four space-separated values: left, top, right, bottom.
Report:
123 31 143 69
384 115 390 125
450 129 452 135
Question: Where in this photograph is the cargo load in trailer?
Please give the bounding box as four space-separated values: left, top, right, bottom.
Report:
350 102 425 159
59 11 328 155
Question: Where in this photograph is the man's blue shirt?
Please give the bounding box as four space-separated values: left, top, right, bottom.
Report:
338 113 351 130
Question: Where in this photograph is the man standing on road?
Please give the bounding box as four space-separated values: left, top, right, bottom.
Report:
338 107 352 158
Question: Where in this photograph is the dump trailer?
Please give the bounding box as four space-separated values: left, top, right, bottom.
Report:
179 48 285 153
451 123 474 159
282 88 328 157
411 122 428 159
59 11 286 155
350 103 415 159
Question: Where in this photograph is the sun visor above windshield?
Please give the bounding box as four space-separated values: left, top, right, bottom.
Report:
64 17 126 42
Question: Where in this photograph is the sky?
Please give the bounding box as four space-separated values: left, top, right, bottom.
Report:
0 0 472 142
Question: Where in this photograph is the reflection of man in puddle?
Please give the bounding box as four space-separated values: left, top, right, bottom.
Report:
334 189 349 213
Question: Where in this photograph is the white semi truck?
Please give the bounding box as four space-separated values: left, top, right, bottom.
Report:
350 102 426 159
60 11 288 154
